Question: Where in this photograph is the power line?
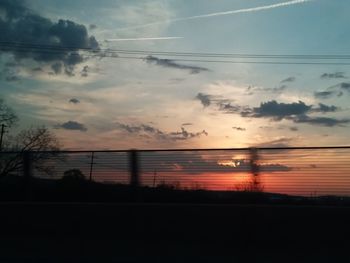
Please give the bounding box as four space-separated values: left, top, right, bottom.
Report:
1 41 350 65
1 41 350 59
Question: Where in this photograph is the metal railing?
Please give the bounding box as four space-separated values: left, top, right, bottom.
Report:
1 146 350 197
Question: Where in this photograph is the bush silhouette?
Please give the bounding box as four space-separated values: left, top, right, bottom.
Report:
61 169 86 183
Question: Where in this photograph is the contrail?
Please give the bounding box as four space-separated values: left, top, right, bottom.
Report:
105 37 183 42
117 0 312 31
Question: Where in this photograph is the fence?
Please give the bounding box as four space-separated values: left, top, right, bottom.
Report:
1 146 350 197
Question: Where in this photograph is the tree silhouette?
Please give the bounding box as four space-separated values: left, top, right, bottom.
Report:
0 98 18 128
0 99 61 177
62 169 86 181
0 127 61 177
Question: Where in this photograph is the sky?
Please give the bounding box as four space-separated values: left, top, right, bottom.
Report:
1 0 350 150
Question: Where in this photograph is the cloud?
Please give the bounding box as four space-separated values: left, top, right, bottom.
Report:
338 82 350 91
195 93 234 110
51 62 63 75
0 0 99 76
200 96 347 127
145 56 209 74
314 82 350 99
69 98 80 104
121 0 311 30
55 121 87 131
0 63 20 82
292 115 350 127
245 85 287 95
89 24 97 30
139 151 291 175
182 123 193 126
254 137 294 148
196 93 212 107
106 37 183 42
219 103 242 114
116 122 208 141
321 72 346 79
245 100 311 120
314 91 337 99
281 76 296 83
245 101 346 126
232 126 246 131
312 103 339 113
81 65 89 77
289 127 298 131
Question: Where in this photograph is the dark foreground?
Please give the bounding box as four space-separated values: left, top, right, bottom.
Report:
0 203 350 262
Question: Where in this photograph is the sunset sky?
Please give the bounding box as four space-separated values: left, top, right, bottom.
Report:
1 0 350 150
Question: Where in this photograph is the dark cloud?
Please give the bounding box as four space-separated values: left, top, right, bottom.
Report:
0 0 99 76
218 103 242 114
246 101 346 126
315 82 350 99
245 100 311 120
196 93 235 111
116 122 208 141
89 24 97 30
81 65 89 77
56 121 87 131
32 67 43 72
182 123 193 126
69 98 80 104
281 77 296 83
196 93 212 107
140 151 291 175
338 82 350 91
289 127 298 132
314 91 337 99
312 103 338 113
245 85 287 95
51 62 63 74
169 127 208 140
292 115 350 127
321 72 346 79
232 126 246 131
145 56 209 74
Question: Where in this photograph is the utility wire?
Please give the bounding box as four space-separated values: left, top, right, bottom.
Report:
1 41 350 65
1 41 350 59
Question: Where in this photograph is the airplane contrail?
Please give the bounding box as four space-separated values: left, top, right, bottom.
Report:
105 37 183 42
117 0 312 31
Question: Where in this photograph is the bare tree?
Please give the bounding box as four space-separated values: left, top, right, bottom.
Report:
0 99 62 177
0 98 18 128
0 127 61 177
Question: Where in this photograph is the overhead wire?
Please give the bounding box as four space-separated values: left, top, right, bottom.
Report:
1 41 350 66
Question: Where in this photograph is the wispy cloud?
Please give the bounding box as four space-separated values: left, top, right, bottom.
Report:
281 76 296 83
321 72 346 79
117 0 311 30
55 121 88 132
115 122 208 141
105 37 183 42
145 56 209 74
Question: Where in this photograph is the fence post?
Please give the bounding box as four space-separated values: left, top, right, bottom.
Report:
129 150 140 187
249 148 261 192
22 151 32 200
89 151 95 182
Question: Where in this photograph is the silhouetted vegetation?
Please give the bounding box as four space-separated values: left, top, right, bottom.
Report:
62 169 86 182
0 99 61 178
1 174 350 206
